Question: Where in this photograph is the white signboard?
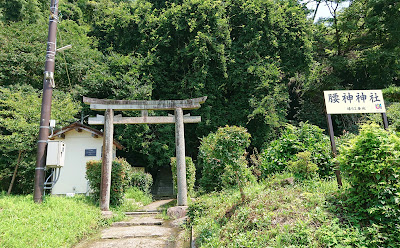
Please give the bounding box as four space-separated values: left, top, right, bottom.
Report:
324 90 386 114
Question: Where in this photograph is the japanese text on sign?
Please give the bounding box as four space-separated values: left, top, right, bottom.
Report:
324 90 386 114
85 149 97 156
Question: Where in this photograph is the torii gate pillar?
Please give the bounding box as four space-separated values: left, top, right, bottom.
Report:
175 108 187 206
100 109 114 211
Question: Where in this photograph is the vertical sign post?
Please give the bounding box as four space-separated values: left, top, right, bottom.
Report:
325 113 342 187
382 113 389 130
324 90 387 188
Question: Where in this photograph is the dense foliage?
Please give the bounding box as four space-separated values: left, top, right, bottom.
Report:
260 122 333 178
131 169 153 194
0 0 314 173
198 126 255 192
1 0 399 197
171 156 196 196
0 85 80 193
336 123 400 246
86 158 132 206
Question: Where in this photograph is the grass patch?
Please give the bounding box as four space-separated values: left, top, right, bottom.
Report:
0 183 153 247
117 186 153 212
0 193 107 248
188 175 367 247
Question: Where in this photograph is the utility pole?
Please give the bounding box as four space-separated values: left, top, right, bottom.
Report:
33 0 59 203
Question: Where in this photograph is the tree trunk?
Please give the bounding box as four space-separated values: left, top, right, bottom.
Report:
7 150 23 195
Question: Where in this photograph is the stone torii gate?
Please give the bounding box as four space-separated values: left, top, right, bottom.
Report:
83 96 207 210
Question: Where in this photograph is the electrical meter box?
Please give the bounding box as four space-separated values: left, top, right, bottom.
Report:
46 141 66 168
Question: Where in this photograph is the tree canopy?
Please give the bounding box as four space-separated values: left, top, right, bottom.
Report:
0 0 399 192
0 85 80 193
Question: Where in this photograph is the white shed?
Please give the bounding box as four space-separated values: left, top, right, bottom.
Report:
49 122 123 195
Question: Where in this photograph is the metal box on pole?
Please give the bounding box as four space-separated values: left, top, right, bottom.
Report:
46 141 66 168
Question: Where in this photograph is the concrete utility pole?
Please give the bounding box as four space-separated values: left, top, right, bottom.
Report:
34 0 59 203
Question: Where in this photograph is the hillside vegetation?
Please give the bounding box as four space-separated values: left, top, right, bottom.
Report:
190 123 400 247
189 171 398 247
189 176 358 247
1 0 400 194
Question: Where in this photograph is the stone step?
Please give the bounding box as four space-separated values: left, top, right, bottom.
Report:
112 221 163 227
158 181 173 186
124 211 160 215
157 187 173 192
86 237 173 248
156 191 174 196
157 188 173 192
153 195 174 200
157 185 173 189
112 216 163 227
153 167 174 198
156 193 174 197
101 226 173 239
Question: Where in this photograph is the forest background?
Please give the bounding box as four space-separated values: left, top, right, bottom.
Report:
0 0 399 193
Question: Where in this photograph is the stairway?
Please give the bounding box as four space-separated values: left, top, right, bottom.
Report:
153 167 174 198
76 199 179 248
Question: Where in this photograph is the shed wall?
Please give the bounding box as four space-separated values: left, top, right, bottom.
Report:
51 130 116 195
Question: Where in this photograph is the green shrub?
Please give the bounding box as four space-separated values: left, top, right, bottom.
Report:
369 102 400 132
287 151 319 180
131 170 153 194
336 123 400 246
260 122 333 178
384 103 400 132
86 158 132 206
171 157 196 196
369 86 400 132
335 130 357 149
382 85 400 102
198 126 255 193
